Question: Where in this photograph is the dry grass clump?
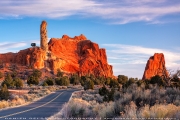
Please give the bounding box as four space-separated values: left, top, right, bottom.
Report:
139 104 180 119
72 90 103 103
10 97 25 106
93 101 115 118
117 102 180 119
50 98 91 118
0 100 9 109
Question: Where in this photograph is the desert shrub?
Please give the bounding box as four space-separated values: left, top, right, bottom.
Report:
0 84 10 100
13 77 23 88
70 74 80 85
10 95 25 106
22 94 34 101
51 98 116 119
118 75 128 86
109 78 119 88
126 77 136 87
59 98 91 118
138 104 180 119
124 101 137 118
32 69 42 78
99 86 109 96
27 75 39 85
55 76 69 86
80 76 86 86
110 84 180 117
99 86 115 102
94 101 115 118
105 78 110 86
11 70 18 78
57 69 63 77
44 77 54 86
150 75 166 87
84 80 94 90
50 83 180 119
2 73 14 88
42 82 48 86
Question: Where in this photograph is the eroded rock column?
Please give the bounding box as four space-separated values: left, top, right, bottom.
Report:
40 21 48 52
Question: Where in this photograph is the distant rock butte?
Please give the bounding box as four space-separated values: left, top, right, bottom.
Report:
0 34 113 77
142 53 169 80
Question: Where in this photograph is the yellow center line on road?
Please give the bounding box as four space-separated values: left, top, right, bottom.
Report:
0 92 64 119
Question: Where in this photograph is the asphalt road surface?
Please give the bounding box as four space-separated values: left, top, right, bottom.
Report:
0 89 78 120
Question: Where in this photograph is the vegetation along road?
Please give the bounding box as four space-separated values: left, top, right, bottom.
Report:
0 89 78 120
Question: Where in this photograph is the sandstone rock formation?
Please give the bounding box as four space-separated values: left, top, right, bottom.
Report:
142 53 169 80
40 21 48 52
0 34 113 77
0 47 46 69
48 34 113 77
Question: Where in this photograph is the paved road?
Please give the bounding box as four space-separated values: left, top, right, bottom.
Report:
0 89 78 120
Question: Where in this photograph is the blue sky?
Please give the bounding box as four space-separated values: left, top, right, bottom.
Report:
0 0 180 78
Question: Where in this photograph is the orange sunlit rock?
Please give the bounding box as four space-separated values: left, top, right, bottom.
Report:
142 53 169 80
0 34 113 77
48 34 113 77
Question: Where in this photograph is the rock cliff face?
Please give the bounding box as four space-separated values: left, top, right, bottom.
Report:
0 34 113 77
0 47 46 69
48 34 113 77
142 53 169 80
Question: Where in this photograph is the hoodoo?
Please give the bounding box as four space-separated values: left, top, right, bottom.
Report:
142 53 169 80
40 21 48 52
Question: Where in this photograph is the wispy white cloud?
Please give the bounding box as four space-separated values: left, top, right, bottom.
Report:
103 44 180 78
0 0 180 24
0 42 27 49
0 39 41 53
0 38 52 53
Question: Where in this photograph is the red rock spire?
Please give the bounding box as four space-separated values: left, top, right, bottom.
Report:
142 53 169 80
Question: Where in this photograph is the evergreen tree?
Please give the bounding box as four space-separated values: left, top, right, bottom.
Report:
99 85 109 96
84 80 94 90
2 73 14 88
32 69 42 78
44 77 54 86
99 86 115 102
57 69 63 77
14 77 23 88
150 75 165 87
118 75 128 85
55 76 69 86
70 74 80 85
0 84 10 100
27 75 39 85
127 78 136 87
109 78 119 88
80 76 87 86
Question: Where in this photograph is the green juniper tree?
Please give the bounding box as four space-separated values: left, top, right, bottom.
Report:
0 84 10 100
14 77 23 88
2 73 14 88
